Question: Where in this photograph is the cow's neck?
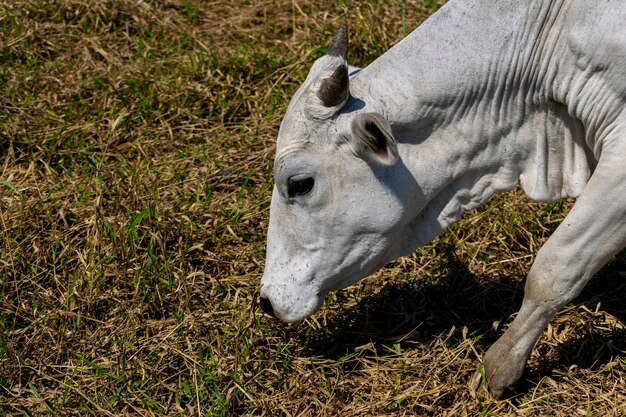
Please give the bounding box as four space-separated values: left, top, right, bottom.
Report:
350 0 596 259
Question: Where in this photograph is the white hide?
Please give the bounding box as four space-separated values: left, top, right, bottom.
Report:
260 0 626 396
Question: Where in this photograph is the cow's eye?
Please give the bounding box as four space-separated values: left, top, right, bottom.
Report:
287 176 314 197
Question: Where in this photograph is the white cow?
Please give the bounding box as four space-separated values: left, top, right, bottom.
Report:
259 0 626 396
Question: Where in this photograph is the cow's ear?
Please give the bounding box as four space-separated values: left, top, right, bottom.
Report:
349 112 398 165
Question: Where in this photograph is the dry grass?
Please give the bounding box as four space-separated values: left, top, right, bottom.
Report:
1 0 625 415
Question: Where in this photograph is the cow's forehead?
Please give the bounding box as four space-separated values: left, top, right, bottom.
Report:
276 101 334 150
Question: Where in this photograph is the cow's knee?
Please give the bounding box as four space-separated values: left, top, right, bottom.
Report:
524 251 585 314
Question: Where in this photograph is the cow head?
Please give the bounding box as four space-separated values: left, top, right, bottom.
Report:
260 25 414 322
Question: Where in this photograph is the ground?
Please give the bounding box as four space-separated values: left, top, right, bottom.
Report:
1 0 626 415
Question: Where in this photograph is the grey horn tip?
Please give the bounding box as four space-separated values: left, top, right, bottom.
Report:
327 23 348 59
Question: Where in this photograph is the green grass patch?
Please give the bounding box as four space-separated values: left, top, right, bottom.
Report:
1 0 624 416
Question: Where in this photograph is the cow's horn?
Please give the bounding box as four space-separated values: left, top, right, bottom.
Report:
318 24 349 108
327 24 347 59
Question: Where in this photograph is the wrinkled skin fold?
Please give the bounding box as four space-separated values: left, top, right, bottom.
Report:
260 0 626 397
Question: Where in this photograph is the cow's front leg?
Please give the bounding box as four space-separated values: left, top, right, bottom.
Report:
475 266 566 397
474 143 626 397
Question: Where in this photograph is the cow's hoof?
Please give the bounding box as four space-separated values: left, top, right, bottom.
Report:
469 368 503 399
470 365 516 399
469 369 482 392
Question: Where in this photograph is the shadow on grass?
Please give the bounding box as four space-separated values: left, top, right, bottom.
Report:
296 255 525 358
291 252 626 389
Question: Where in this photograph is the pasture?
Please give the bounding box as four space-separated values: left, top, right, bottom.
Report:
1 0 625 415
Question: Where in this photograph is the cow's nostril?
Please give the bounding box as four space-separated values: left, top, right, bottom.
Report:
259 296 275 316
